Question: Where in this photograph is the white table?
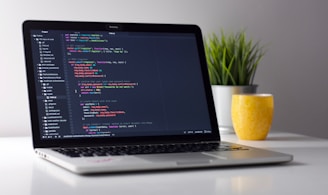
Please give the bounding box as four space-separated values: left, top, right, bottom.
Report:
1 132 328 195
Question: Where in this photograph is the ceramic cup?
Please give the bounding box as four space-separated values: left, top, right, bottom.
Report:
231 94 274 140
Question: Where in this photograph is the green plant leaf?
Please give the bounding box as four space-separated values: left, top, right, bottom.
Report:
205 30 265 85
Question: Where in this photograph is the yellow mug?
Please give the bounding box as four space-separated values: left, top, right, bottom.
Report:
231 94 274 140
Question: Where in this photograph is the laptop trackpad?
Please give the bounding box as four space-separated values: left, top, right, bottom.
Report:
138 153 218 165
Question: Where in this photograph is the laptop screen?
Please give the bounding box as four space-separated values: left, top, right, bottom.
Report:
23 21 219 146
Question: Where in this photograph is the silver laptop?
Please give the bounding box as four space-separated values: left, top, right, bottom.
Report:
23 20 292 174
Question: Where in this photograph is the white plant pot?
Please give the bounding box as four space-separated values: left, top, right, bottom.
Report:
211 85 257 134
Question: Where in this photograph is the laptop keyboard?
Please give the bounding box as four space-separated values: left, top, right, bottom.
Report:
52 142 248 158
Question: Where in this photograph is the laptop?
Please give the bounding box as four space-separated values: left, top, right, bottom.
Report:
22 20 292 174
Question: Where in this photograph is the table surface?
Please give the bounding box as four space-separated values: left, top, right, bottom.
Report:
1 132 328 195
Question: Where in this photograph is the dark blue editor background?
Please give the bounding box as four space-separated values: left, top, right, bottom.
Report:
31 30 212 139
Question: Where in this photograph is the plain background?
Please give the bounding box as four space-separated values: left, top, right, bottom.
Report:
1 0 328 138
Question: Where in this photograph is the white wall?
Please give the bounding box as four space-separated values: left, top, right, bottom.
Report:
1 0 328 138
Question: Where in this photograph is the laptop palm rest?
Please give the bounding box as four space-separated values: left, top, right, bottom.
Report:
137 153 219 165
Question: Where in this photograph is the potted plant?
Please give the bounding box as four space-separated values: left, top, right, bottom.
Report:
204 30 265 133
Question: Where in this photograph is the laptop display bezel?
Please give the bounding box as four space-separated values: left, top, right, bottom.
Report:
23 20 220 148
